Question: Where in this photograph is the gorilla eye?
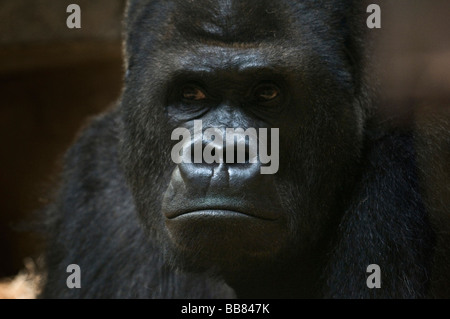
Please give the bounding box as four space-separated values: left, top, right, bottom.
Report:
181 85 207 101
254 83 280 102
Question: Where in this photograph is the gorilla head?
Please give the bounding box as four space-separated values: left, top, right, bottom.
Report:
118 0 368 289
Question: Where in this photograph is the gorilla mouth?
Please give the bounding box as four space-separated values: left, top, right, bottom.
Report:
166 209 278 221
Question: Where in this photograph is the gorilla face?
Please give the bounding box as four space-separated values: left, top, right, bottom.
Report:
119 0 365 280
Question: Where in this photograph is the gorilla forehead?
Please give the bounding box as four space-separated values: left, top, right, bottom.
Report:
170 0 290 43
154 45 298 75
125 0 358 98
126 0 351 45
125 0 359 66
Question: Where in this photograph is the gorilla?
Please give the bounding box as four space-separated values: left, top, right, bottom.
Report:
40 0 443 298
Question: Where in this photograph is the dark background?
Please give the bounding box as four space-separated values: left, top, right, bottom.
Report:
0 0 449 278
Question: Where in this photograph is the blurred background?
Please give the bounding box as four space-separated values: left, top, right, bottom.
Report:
0 0 126 280
0 0 449 287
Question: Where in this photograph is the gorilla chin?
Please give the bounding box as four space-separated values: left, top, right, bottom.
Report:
164 209 287 271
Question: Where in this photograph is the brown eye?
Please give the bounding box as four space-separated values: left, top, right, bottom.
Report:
254 83 280 102
182 86 206 101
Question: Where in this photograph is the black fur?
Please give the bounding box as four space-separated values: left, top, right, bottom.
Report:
40 0 444 298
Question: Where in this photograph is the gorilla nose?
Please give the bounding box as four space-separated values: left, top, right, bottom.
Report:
163 128 281 221
177 140 262 192
178 160 262 192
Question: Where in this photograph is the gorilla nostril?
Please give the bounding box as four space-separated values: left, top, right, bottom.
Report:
178 162 213 184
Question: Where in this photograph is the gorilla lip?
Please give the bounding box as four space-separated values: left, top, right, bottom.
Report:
165 208 278 221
